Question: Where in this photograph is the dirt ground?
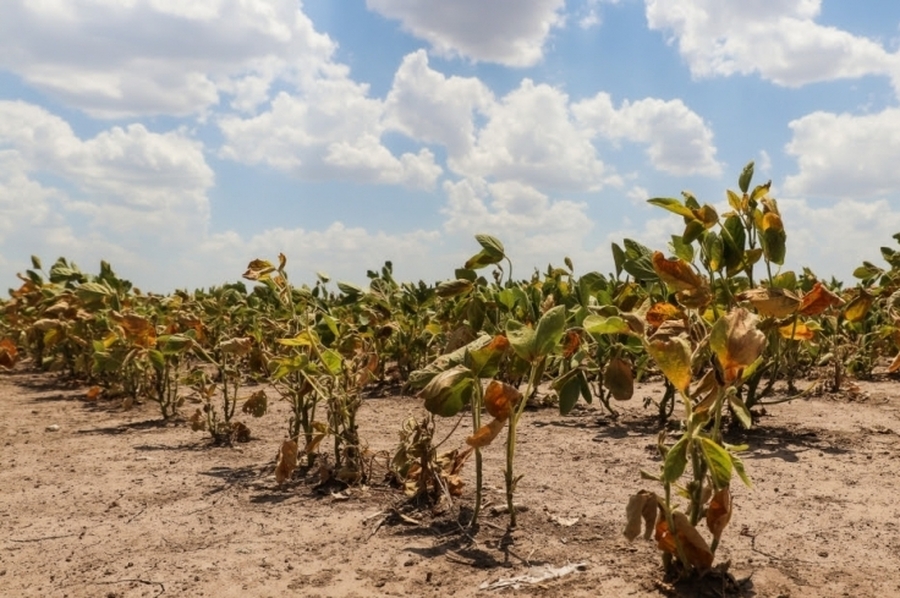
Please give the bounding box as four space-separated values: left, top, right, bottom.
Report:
2 364 900 598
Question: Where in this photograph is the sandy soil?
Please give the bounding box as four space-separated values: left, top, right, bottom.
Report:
2 364 900 598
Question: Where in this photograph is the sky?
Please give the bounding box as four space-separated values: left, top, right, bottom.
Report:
2 0 900 293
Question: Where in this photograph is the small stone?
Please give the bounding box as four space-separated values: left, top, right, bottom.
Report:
45 424 60 432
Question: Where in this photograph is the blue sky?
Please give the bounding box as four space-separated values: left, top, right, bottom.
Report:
2 0 900 292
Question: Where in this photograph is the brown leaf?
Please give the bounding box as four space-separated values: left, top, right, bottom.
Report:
466 417 506 448
562 330 581 358
624 490 658 541
483 379 522 421
657 512 714 570
275 440 298 484
116 313 156 348
605 357 634 401
0 338 18 369
888 350 900 374
710 308 766 384
706 487 733 541
85 386 102 401
799 282 845 316
736 288 800 318
652 252 705 291
241 390 268 418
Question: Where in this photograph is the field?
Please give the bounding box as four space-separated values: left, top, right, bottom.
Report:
3 363 899 598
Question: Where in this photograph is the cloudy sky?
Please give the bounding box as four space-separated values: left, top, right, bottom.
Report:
2 0 900 292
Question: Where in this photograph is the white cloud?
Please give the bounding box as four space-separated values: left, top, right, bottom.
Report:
784 108 900 198
441 178 597 270
779 199 900 280
366 0 565 67
645 0 900 88
219 77 443 190
384 50 494 156
456 80 617 190
0 0 336 117
573 92 722 176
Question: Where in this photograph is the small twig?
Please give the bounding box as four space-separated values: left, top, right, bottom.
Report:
365 515 388 542
127 507 147 524
10 533 78 543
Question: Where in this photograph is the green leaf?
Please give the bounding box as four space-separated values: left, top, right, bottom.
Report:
622 239 657 281
705 231 725 272
465 335 509 379
506 319 536 362
662 435 689 483
739 161 754 194
533 305 566 358
552 368 582 415
337 281 363 296
728 393 752 430
475 234 505 259
320 349 343 376
465 249 503 270
647 198 694 218
30 255 42 270
419 365 475 417
700 437 734 489
148 349 165 371
611 242 626 277
436 279 474 297
726 189 742 211
157 334 193 355
732 454 753 488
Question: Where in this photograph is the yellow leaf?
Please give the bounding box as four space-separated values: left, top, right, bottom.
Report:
844 290 874 323
778 321 814 341
736 288 800 318
799 282 845 316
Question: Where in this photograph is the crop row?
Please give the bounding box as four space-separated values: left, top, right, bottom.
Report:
2 162 899 583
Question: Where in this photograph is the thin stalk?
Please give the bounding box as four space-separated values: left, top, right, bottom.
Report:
470 381 484 526
505 360 540 527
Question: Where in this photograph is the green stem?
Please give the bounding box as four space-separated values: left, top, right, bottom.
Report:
470 381 484 526
505 360 539 527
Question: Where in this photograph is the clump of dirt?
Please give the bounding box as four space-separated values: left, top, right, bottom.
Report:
2 364 900 597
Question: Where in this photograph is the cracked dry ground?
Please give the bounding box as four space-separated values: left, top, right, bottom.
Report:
2 365 900 598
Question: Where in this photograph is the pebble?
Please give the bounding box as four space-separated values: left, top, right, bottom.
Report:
45 424 60 432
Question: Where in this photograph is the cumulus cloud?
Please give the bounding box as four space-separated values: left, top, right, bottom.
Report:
366 0 565 66
645 0 899 88
573 92 722 176
219 76 443 190
0 0 337 117
783 108 900 198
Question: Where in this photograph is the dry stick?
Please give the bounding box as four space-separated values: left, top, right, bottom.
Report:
88 578 165 597
10 533 78 543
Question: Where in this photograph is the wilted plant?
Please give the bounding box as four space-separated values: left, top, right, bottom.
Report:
625 307 764 579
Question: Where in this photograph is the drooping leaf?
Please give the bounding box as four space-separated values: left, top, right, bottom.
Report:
465 335 510 379
483 379 522 421
709 308 766 384
646 335 693 393
218 336 252 356
647 198 694 218
736 287 800 318
700 437 733 489
275 439 298 484
778 321 815 341
0 338 18 369
706 487 733 542
243 259 276 281
728 393 753 430
655 512 715 570
418 365 474 417
646 303 685 329
652 252 705 292
624 490 658 541
843 290 874 323
604 357 634 401
506 319 536 362
662 435 689 483
436 279 474 297
552 368 582 415
799 282 845 316
466 417 506 448
117 313 156 349
532 305 567 359
760 212 787 265
583 315 632 336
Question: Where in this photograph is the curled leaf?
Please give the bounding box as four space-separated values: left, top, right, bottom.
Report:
656 512 714 570
799 282 845 316
484 379 522 420
0 338 18 369
706 487 733 542
624 490 658 541
710 308 766 384
241 390 268 418
652 252 705 292
275 440 299 484
466 417 506 448
736 288 800 318
604 357 634 401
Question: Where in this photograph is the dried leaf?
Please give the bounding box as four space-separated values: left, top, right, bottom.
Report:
710 308 766 384
604 357 634 401
0 338 18 369
241 390 268 418
466 417 506 448
218 336 252 356
799 282 845 316
85 386 102 401
706 487 733 541
116 313 156 348
646 335 693 393
736 288 800 318
624 490 658 541
483 379 522 420
275 440 298 484
652 252 705 291
657 511 714 570
189 408 206 432
888 350 900 374
844 290 874 323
